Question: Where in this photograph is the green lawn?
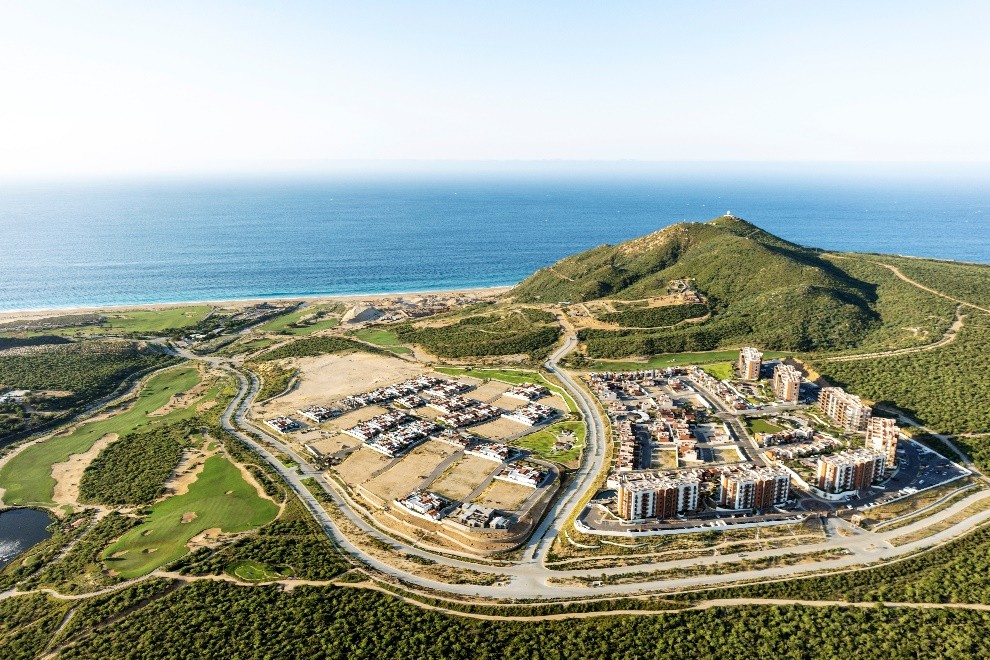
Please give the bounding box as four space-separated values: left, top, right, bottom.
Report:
227 560 293 582
701 362 734 380
746 417 785 435
0 366 202 506
513 421 586 465
257 305 341 336
435 367 577 413
587 349 789 371
103 455 279 578
350 328 405 346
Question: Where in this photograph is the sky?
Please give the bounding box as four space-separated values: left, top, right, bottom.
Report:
2 1 989 179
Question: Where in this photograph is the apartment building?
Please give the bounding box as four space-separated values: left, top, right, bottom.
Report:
617 471 701 521
816 448 886 494
772 363 802 404
738 347 763 381
718 465 791 510
818 387 873 431
866 417 899 473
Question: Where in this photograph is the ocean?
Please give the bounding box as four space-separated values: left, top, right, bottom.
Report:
1 170 988 312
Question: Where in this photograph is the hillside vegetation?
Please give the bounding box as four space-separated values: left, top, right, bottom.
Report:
393 308 560 359
513 216 879 354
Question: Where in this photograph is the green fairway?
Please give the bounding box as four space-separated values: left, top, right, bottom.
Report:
746 417 785 435
104 455 279 578
350 328 414 354
514 421 586 465
0 366 202 506
435 367 577 412
257 304 340 336
227 560 293 582
587 350 789 371
350 328 404 346
100 306 212 333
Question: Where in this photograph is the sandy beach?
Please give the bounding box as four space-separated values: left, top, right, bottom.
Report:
0 285 515 323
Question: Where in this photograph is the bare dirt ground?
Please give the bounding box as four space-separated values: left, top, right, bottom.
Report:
362 441 459 501
472 480 533 511
335 447 393 486
51 433 119 506
490 396 528 411
465 381 509 402
428 456 500 500
260 353 428 418
307 435 361 456
471 417 528 440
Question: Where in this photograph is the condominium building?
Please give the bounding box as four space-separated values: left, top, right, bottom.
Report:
617 471 701 521
866 417 899 473
816 449 886 494
718 465 790 510
772 363 802 404
818 387 873 431
738 347 763 381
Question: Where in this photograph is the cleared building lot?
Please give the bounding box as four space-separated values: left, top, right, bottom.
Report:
473 480 533 510
362 440 460 502
428 455 501 500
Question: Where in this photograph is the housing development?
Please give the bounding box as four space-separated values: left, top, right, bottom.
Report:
3 218 989 659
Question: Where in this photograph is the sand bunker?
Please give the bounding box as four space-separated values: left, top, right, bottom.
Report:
51 433 119 506
187 527 224 550
161 444 217 499
180 511 198 524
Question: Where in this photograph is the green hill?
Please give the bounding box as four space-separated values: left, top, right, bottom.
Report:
510 216 880 353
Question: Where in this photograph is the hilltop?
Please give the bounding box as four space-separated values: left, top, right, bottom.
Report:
509 216 880 353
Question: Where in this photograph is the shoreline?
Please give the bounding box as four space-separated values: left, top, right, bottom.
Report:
0 285 517 323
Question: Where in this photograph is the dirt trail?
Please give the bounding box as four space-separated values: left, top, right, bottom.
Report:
820 305 965 363
880 263 990 315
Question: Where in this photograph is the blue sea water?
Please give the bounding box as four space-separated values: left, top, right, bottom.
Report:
1 170 988 312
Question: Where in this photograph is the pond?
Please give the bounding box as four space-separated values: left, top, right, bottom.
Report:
0 507 53 569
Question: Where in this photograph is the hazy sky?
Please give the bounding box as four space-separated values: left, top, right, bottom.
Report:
2 1 989 178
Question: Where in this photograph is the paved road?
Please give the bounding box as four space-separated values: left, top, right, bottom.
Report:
166 344 990 601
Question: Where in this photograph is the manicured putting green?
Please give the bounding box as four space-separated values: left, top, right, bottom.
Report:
228 560 293 582
104 455 279 578
0 366 202 505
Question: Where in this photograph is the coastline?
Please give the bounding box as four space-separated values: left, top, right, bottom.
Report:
0 284 517 323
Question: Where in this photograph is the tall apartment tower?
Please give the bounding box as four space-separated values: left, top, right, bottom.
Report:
772 363 803 404
718 466 790 510
818 387 873 432
866 417 899 474
816 449 886 494
738 347 763 381
617 472 700 521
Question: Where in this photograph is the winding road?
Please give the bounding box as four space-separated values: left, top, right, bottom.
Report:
160 332 990 602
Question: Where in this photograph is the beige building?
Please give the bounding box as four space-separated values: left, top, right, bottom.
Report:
718 465 790 510
866 417 899 473
617 471 700 521
772 363 802 404
738 347 763 381
816 449 885 494
818 387 873 431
